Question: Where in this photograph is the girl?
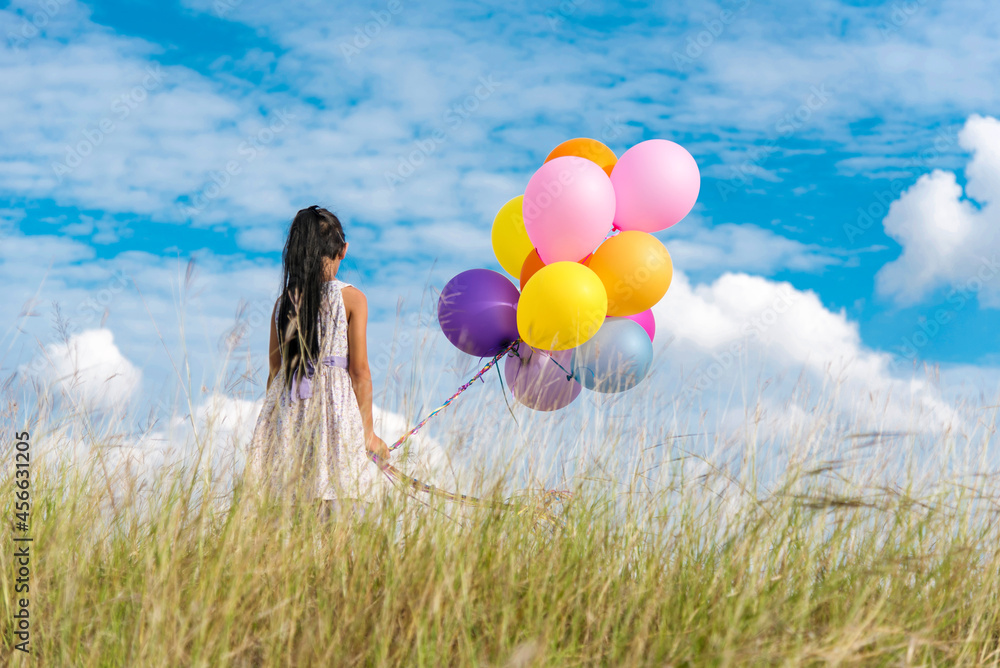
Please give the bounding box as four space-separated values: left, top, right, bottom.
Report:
247 205 390 518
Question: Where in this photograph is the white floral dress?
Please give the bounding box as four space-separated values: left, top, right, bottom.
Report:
246 279 382 503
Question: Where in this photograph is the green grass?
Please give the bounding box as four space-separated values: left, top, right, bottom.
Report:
3 429 1000 667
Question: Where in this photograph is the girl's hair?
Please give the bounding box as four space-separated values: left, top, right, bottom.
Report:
276 205 347 393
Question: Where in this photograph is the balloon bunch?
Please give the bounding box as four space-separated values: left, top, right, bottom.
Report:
438 137 700 411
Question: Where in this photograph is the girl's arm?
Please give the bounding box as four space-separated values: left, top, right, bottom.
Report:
266 300 281 391
343 286 390 461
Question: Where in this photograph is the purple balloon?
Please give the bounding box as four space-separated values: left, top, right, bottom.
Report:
504 345 581 411
438 269 520 357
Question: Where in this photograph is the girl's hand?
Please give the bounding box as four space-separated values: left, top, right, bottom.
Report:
366 434 390 462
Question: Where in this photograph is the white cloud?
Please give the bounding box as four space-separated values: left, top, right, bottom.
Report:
195 392 262 447
6 0 999 380
62 391 452 509
5 0 1000 245
29 328 141 411
17 321 455 506
652 270 961 436
666 222 839 275
876 115 1000 306
0 222 287 416
13 272 996 508
7 0 1000 499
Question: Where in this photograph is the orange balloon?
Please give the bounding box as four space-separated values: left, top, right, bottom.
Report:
520 250 594 291
545 138 617 177
587 231 673 316
519 249 546 291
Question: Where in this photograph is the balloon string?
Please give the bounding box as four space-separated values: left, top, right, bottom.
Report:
376 458 569 527
539 350 575 381
381 339 518 454
366 339 568 526
496 359 520 426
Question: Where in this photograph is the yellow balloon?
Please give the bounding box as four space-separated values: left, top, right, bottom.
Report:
516 262 608 351
491 195 534 278
587 231 673 316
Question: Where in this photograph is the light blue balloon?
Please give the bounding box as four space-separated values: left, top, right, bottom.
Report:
571 317 653 393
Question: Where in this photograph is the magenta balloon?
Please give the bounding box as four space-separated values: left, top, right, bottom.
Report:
503 346 581 411
523 156 615 264
623 309 655 342
438 269 520 357
610 139 700 233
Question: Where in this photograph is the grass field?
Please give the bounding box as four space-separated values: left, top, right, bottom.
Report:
4 390 1000 667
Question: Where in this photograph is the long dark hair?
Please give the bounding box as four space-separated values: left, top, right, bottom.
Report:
276 205 347 392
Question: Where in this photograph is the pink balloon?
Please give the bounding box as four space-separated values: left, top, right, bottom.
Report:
523 156 615 264
622 309 656 343
610 140 700 233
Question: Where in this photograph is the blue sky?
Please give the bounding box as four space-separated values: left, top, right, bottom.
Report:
4 0 1000 447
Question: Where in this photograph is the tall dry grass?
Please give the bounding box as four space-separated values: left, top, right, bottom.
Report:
4 281 1000 666
3 396 1000 666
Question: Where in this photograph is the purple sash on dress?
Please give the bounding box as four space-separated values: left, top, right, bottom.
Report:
288 355 349 402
